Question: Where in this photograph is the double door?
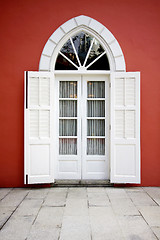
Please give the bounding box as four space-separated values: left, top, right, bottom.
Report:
55 74 109 180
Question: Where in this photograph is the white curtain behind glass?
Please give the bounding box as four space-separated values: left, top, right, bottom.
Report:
87 81 105 155
59 81 77 155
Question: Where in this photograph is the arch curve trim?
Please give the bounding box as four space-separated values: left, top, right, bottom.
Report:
39 15 126 71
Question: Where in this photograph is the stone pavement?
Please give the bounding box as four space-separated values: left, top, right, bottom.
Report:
0 187 160 240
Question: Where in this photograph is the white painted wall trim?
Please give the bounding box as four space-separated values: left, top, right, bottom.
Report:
39 15 126 72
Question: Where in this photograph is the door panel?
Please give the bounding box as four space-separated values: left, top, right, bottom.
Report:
55 75 81 179
82 75 109 179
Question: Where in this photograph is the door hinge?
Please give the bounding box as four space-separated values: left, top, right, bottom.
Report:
109 82 111 88
109 125 111 130
26 174 28 184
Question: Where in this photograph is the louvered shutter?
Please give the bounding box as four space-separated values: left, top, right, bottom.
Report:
110 72 140 183
24 71 54 184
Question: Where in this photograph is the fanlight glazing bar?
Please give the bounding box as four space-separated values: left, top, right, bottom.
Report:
59 51 79 69
70 37 81 67
86 51 106 69
83 38 95 67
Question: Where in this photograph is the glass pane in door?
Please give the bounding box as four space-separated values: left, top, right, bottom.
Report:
87 138 105 155
59 138 77 155
59 119 77 136
87 120 105 136
59 100 77 117
87 100 105 117
87 81 105 98
87 81 105 155
59 81 78 155
59 81 77 98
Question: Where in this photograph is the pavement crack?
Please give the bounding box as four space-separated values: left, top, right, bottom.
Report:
32 198 45 226
0 188 13 201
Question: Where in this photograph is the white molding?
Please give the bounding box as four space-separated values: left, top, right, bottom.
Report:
39 15 126 72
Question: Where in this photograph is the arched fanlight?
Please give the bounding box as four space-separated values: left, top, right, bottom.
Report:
55 31 110 70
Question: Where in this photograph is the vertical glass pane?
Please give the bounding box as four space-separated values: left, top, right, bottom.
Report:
59 138 77 155
87 100 105 117
86 39 104 66
87 54 110 70
72 32 93 65
59 81 77 98
59 100 77 117
60 39 79 67
59 120 77 136
87 139 105 155
55 54 77 70
87 120 105 136
87 81 105 98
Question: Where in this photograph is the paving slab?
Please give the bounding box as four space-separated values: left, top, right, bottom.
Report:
117 215 157 240
89 206 124 240
67 187 87 199
60 216 91 240
0 215 34 240
13 198 43 216
88 192 110 206
87 187 106 193
0 188 29 207
64 198 88 216
106 188 129 199
138 206 160 227
34 206 64 228
26 188 49 199
127 191 157 206
111 197 140 216
27 223 61 240
49 187 68 193
43 191 67 207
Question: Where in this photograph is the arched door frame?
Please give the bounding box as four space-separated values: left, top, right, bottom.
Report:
25 16 141 184
39 15 126 72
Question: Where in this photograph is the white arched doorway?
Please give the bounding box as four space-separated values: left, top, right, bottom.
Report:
24 16 140 184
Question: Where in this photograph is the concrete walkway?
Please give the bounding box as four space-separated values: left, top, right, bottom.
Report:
0 187 160 240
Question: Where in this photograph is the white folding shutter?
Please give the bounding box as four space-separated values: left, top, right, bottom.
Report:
110 72 140 183
24 71 54 184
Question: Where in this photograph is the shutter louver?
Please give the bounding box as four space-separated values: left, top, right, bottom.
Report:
24 71 54 184
110 72 140 183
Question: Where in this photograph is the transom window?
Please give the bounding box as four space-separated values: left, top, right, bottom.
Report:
55 31 110 70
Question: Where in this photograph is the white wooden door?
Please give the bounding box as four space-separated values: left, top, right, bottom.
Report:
55 74 109 180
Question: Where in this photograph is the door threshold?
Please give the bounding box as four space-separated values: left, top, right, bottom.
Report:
52 179 114 187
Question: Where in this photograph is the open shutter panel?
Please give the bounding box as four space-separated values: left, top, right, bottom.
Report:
24 71 54 184
110 72 140 183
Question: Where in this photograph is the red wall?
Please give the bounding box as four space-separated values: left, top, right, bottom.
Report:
0 0 160 187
